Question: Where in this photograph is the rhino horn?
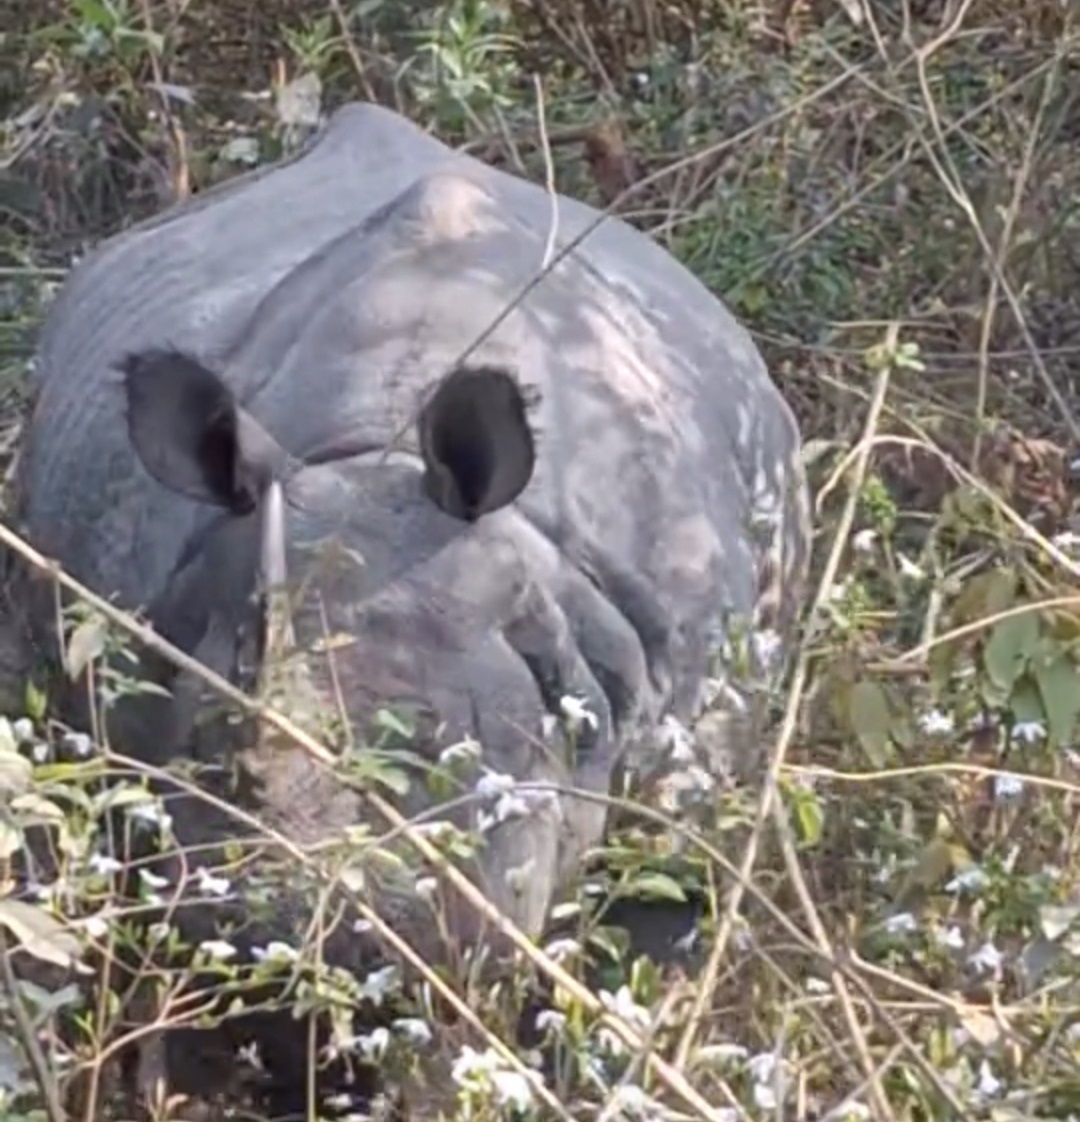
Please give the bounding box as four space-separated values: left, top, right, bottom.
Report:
258 478 294 658
418 365 536 521
253 482 320 749
118 348 287 515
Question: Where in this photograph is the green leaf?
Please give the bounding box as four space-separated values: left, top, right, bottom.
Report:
0 731 32 799
372 708 415 741
625 872 688 904
588 925 629 965
952 567 1017 626
1034 656 1080 749
11 793 66 824
24 679 47 723
789 784 823 848
1008 675 1046 728
72 0 116 30
66 617 108 680
892 838 963 908
91 784 155 818
983 613 1039 692
849 679 892 765
347 753 412 798
0 819 23 861
0 899 82 969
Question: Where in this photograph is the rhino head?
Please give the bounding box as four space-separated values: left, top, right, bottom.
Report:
115 346 616 969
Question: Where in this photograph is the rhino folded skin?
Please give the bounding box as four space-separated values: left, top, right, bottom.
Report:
6 101 812 1100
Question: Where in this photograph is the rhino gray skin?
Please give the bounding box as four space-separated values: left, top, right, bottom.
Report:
8 101 809 1095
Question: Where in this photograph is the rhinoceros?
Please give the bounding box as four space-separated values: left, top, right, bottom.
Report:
4 100 810 1107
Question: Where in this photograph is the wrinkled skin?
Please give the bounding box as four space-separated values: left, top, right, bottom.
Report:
5 103 811 1107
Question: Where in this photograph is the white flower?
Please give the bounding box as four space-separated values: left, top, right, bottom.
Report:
352 1027 390 1060
749 1052 780 1111
490 1070 534 1112
542 937 581 962
80 913 111 939
610 1084 664 1119
837 1103 872 1121
946 866 988 894
195 867 231 897
236 1041 263 1069
415 876 438 900
452 1045 502 1084
1051 530 1080 553
687 764 715 793
535 1009 566 1034
128 801 171 829
968 940 1003 974
897 554 924 580
974 1059 1002 1100
659 714 695 762
138 869 169 890
475 770 516 801
87 852 123 876
12 718 33 743
559 695 598 733
994 773 1025 801
438 738 481 768
698 1042 749 1065
493 793 532 823
64 732 93 757
358 964 398 1005
412 820 454 841
251 941 298 965
805 977 831 995
751 628 783 671
852 528 877 554
599 986 652 1033
884 911 917 935
352 919 373 934
748 1052 777 1083
934 925 964 950
198 939 237 961
918 708 954 736
392 1018 432 1046
1012 720 1045 745
451 1045 537 1111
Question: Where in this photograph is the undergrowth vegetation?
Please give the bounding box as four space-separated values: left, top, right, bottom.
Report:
3 1 1080 1120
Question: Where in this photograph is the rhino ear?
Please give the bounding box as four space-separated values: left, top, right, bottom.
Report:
118 349 284 515
418 366 536 521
